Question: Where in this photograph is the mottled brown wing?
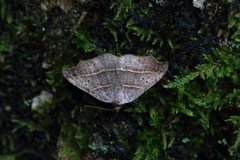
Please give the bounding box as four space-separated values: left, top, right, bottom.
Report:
62 54 117 103
114 55 168 105
62 54 168 105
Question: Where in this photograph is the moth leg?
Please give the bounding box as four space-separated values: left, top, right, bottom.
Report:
83 105 115 111
113 105 123 112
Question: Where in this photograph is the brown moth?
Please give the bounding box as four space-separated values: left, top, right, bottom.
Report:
62 54 168 105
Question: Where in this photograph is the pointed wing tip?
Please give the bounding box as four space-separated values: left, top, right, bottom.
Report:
160 61 169 71
157 61 169 79
163 61 169 71
62 67 71 79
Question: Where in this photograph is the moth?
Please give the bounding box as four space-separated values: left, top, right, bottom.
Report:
62 54 168 106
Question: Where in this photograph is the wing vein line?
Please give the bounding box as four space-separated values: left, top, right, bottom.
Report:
79 69 156 77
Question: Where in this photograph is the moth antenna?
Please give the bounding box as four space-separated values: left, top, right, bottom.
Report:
70 11 88 39
57 11 88 60
83 105 116 112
